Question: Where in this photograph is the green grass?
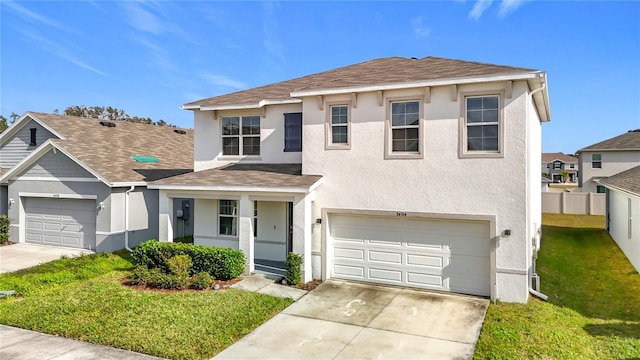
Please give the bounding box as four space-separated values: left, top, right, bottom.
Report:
0 252 293 360
173 235 194 244
474 214 640 359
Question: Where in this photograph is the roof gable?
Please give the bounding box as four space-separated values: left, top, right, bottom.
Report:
542 152 578 163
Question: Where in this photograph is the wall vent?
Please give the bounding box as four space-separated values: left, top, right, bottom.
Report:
99 121 116 127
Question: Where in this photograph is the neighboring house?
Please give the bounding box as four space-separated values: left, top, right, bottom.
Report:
600 165 640 272
541 152 578 182
577 130 640 193
150 56 551 303
0 112 193 251
541 176 552 192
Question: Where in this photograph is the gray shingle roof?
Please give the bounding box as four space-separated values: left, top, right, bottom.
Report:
29 112 193 184
600 165 640 195
151 163 322 189
578 130 640 152
542 152 578 163
185 56 539 108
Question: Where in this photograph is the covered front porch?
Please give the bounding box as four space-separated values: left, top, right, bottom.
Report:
149 164 322 282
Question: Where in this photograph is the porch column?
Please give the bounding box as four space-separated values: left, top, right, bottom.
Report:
238 194 255 274
293 193 312 283
158 190 173 242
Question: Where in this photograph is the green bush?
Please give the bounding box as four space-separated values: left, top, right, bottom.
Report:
0 215 10 245
285 252 303 285
132 240 245 280
128 266 160 285
173 235 194 244
148 272 187 290
191 272 214 290
167 255 193 276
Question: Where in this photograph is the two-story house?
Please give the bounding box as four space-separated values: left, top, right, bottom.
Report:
0 112 194 251
576 130 640 193
150 56 551 303
541 152 578 182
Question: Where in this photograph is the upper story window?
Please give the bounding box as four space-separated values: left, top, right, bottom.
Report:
325 103 350 149
570 164 575 169
222 116 260 156
284 113 302 152
553 161 562 170
591 154 602 168
391 101 420 153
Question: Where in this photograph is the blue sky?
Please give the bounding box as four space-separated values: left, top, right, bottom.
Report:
1 1 638 154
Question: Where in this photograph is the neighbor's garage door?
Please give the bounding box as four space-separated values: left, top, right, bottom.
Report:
25 197 96 249
330 215 490 296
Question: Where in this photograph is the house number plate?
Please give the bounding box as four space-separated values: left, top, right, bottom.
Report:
396 212 407 217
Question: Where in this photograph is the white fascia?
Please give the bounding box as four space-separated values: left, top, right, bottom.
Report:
0 140 110 187
290 72 545 97
185 99 302 111
112 182 147 187
600 181 640 200
148 184 313 194
0 112 66 144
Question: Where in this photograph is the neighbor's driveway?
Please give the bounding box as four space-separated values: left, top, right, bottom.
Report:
214 279 489 360
0 243 93 273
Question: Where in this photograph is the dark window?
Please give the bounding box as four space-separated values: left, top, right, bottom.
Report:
222 116 260 156
553 161 562 170
391 101 420 152
29 128 37 146
466 96 499 152
284 112 302 152
596 185 606 194
592 154 602 169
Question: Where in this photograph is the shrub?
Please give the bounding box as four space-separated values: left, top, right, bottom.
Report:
132 240 245 280
0 215 10 245
285 252 303 286
173 235 194 244
167 254 193 276
128 266 159 285
191 272 214 290
148 272 187 290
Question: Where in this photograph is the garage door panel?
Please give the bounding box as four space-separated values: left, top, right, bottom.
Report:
330 215 490 297
25 197 95 250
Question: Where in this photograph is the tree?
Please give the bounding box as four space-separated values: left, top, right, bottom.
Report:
0 115 8 133
559 170 570 183
60 105 173 126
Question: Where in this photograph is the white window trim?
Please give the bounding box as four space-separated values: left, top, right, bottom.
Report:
220 115 261 157
384 96 424 160
592 154 602 169
459 90 505 159
325 101 352 150
218 199 238 237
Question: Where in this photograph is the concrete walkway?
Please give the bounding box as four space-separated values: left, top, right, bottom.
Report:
0 325 165 360
231 273 308 300
0 243 93 273
214 280 489 360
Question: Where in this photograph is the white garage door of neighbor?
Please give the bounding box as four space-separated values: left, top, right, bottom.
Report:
25 197 96 249
330 215 491 296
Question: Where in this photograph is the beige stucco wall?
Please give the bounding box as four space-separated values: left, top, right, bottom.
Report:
579 150 640 193
301 81 534 303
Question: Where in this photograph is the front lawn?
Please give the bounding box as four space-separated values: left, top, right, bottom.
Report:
0 252 293 360
474 214 640 359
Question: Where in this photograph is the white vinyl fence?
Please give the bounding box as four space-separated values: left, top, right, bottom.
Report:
542 192 606 215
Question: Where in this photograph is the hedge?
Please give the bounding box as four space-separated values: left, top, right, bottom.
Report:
131 240 245 280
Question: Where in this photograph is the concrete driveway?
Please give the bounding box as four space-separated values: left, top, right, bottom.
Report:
0 243 93 273
214 280 489 360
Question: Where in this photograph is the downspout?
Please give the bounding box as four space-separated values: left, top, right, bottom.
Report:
124 186 135 252
529 78 549 301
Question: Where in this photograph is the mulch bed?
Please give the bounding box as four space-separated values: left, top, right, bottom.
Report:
121 277 242 293
0 241 16 247
292 279 322 291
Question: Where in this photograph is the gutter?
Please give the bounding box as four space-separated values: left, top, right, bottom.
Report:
124 185 135 252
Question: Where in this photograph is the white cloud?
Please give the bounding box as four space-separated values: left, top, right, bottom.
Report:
18 29 106 76
469 0 494 20
3 1 74 33
262 1 286 69
410 16 431 38
202 74 246 89
498 0 529 18
123 2 163 34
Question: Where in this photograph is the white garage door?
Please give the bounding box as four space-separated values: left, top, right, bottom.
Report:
330 215 491 296
25 197 96 249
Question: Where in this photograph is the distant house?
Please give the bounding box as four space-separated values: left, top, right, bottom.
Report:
600 165 640 272
150 56 551 303
541 152 578 182
576 130 640 193
0 112 194 251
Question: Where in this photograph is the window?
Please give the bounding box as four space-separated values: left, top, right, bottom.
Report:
570 164 575 169
596 185 606 194
29 128 37 146
592 154 602 168
464 95 500 153
219 200 237 236
222 116 260 156
330 105 348 145
553 161 562 170
391 100 420 153
284 113 302 152
629 198 633 239
253 201 258 238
